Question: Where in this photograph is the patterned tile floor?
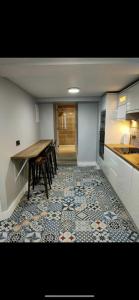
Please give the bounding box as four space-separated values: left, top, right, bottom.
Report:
0 166 139 242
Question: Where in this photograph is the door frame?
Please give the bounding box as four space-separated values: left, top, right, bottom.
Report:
54 103 78 152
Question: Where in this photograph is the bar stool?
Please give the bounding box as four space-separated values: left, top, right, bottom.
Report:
34 156 49 199
27 157 49 199
28 158 35 200
41 146 55 182
35 155 52 189
49 140 58 174
48 140 58 175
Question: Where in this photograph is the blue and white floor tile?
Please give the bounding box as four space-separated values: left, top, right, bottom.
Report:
0 166 139 242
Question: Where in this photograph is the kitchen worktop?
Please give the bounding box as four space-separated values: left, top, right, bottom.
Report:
105 144 139 171
11 140 52 159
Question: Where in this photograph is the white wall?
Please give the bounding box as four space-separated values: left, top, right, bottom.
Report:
0 78 39 212
77 102 98 165
39 104 54 139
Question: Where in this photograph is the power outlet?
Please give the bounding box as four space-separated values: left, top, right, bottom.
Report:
16 140 20 146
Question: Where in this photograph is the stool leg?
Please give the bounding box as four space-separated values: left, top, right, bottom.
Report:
50 152 54 178
28 160 31 200
39 165 41 181
45 160 51 189
36 165 39 184
32 162 35 190
48 157 52 184
53 147 58 174
42 164 49 199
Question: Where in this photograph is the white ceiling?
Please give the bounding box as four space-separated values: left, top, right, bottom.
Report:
0 58 139 99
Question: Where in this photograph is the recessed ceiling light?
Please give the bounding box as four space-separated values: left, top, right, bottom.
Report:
68 87 80 94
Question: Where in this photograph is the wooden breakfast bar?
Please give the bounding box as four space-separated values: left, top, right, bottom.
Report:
11 140 53 160
11 139 53 199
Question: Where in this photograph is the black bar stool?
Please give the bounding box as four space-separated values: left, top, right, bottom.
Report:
27 157 49 199
41 146 55 182
28 158 35 200
34 156 49 199
48 140 58 175
52 140 58 174
36 155 52 189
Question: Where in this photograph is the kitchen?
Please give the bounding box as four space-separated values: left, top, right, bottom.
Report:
0 57 139 242
98 87 139 232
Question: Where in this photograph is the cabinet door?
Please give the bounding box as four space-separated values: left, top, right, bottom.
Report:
117 104 126 119
127 83 139 112
129 168 139 229
116 155 133 207
118 91 127 106
104 147 118 190
104 147 133 206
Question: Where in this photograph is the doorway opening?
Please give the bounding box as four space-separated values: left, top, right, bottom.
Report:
55 104 77 164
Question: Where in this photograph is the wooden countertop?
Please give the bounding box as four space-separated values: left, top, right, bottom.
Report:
11 140 52 160
105 144 139 171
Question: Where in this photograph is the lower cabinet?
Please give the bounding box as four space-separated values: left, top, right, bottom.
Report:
102 147 139 229
129 169 139 229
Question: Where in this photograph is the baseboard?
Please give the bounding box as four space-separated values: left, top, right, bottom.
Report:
0 182 28 221
77 161 99 167
97 156 105 170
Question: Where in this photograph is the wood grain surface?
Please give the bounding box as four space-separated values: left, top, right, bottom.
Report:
11 140 52 159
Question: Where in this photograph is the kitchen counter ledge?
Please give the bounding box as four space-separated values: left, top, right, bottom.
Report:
105 144 139 171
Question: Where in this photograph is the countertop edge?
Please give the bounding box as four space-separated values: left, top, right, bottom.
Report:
105 144 139 171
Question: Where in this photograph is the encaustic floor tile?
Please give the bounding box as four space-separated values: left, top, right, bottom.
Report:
0 166 139 242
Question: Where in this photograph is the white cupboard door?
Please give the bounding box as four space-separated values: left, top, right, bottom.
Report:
129 169 139 229
127 83 139 112
116 156 133 207
104 147 118 190
104 147 133 208
118 92 127 106
117 104 126 119
103 147 139 229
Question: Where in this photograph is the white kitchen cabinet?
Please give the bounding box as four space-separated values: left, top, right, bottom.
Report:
129 169 139 229
103 146 139 229
117 104 127 119
104 147 133 205
118 91 128 106
115 154 133 207
126 82 139 113
103 147 118 189
117 91 128 119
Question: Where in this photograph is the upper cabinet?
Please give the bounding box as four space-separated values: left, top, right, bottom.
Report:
126 82 139 113
117 82 139 119
117 91 128 119
118 91 128 106
117 104 127 119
